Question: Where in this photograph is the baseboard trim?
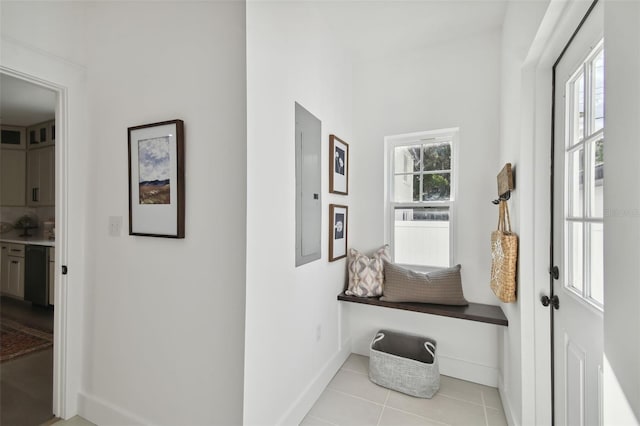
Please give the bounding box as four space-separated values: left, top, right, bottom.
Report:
353 346 497 388
438 354 498 387
78 391 150 425
277 339 352 425
498 383 518 426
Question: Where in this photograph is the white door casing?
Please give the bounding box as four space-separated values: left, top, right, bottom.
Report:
553 2 604 424
1 36 90 419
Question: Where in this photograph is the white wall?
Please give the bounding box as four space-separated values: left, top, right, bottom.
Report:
245 3 354 424
2 2 248 424
351 30 501 305
344 29 504 386
497 2 551 424
603 1 640 422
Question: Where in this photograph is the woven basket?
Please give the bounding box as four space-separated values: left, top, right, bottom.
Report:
490 200 518 303
369 330 439 398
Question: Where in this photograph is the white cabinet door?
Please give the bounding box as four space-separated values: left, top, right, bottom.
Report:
27 146 55 206
48 247 55 305
1 244 9 294
1 149 26 206
7 255 24 299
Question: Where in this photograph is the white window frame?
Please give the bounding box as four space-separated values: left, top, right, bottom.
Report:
384 128 459 270
563 39 604 311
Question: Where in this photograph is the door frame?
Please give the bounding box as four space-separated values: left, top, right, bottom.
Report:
1 37 89 419
550 1 601 423
518 0 600 424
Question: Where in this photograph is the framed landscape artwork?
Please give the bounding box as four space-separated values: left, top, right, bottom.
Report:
329 204 348 261
128 119 185 238
329 135 349 195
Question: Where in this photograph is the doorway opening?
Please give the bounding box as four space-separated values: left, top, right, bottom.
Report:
0 69 66 423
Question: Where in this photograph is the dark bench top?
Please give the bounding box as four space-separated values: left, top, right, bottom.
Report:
337 292 508 326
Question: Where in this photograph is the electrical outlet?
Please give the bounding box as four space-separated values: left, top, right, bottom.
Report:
316 324 322 342
108 216 123 237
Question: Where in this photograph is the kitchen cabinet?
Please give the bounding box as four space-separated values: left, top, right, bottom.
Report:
1 125 26 149
1 243 25 299
1 149 26 206
27 145 55 206
48 247 55 305
27 120 55 148
1 243 8 293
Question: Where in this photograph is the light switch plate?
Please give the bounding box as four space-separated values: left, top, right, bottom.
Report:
108 216 123 237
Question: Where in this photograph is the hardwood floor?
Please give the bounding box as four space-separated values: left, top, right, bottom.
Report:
1 296 55 426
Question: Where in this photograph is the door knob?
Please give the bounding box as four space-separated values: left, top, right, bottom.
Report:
541 295 560 310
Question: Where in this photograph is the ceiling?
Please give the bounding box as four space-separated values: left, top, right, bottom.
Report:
0 1 508 124
310 0 508 61
1 74 56 127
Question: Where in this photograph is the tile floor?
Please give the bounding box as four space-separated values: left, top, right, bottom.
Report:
13 353 508 426
302 354 507 426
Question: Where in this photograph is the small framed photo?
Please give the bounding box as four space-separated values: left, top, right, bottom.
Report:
329 204 348 261
128 119 185 238
329 135 349 195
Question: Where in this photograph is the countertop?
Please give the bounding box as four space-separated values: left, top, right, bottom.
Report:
0 236 55 247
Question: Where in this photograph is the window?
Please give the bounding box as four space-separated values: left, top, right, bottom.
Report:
385 129 457 268
564 40 604 309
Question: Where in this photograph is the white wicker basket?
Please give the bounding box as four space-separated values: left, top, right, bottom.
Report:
369 329 440 398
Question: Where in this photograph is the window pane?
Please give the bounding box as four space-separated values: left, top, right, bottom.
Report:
593 50 604 132
573 72 585 144
394 145 421 173
568 148 584 217
422 173 451 201
422 142 451 172
394 207 449 267
591 138 604 217
393 174 419 202
589 222 604 305
567 221 584 293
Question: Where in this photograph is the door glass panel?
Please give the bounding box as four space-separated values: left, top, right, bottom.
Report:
573 72 585 144
568 148 584 217
591 138 604 217
567 221 584 292
592 50 604 132
589 222 604 304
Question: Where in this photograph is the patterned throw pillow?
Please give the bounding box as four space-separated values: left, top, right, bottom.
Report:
380 261 468 306
346 245 391 297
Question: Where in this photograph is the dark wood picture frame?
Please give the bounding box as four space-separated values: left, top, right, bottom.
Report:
329 134 349 195
128 119 185 238
329 204 348 261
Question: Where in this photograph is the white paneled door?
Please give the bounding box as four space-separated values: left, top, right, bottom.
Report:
553 2 604 425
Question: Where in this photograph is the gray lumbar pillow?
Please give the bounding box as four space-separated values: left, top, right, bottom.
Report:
380 262 468 306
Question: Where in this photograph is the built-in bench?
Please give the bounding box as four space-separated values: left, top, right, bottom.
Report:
337 292 508 326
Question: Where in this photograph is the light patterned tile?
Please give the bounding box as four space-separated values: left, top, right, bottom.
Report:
307 389 383 426
53 416 96 426
438 376 483 406
378 407 450 426
328 369 389 404
300 414 337 426
486 407 508 426
386 389 486 426
341 353 369 375
481 387 503 410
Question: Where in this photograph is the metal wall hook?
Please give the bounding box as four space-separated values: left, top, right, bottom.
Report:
492 190 511 205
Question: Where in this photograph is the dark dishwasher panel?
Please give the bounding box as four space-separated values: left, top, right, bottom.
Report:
25 245 48 306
